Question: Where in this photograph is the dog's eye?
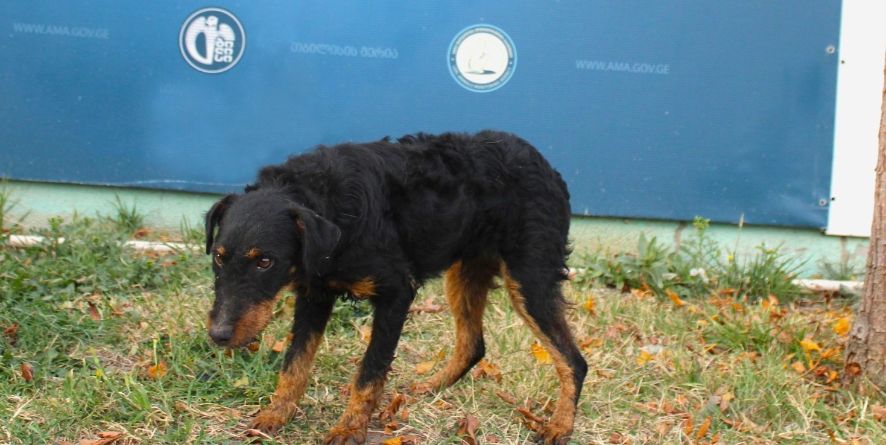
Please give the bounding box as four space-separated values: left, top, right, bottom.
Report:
213 253 224 267
256 257 274 270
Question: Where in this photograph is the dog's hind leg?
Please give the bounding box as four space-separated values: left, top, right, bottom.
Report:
413 257 498 393
501 263 588 445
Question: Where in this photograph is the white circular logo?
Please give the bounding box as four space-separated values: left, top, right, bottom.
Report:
179 8 246 74
448 25 516 92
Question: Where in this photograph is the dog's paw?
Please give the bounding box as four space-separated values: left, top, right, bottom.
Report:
533 423 573 445
250 409 288 435
323 426 367 445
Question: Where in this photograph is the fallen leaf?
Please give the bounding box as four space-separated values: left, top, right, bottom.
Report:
3 323 18 345
409 297 445 314
379 393 407 422
872 404 886 421
636 350 654 366
583 297 596 314
471 359 502 383
271 338 287 353
682 417 693 436
359 325 372 343
245 429 273 439
845 362 862 378
666 289 686 307
382 438 403 445
531 342 552 364
695 416 712 439
87 302 102 321
147 361 168 380
79 431 122 445
516 407 544 432
415 361 436 375
608 432 629 444
495 390 517 405
791 361 807 374
631 288 651 299
20 362 33 382
579 336 600 353
456 414 480 445
832 317 851 337
800 338 822 353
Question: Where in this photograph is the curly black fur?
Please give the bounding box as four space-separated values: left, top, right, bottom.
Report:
205 130 587 444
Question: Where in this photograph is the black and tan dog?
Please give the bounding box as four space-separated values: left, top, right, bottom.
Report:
204 131 588 444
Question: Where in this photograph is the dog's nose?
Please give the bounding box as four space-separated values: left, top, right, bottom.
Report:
209 324 234 345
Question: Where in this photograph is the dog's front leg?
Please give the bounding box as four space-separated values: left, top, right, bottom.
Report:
324 288 413 445
252 295 335 434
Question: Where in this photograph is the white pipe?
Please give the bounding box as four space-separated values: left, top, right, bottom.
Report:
6 234 197 253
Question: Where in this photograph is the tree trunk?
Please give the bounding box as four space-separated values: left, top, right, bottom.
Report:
844 54 886 390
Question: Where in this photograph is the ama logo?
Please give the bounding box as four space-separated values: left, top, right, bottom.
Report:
448 25 516 92
179 8 245 74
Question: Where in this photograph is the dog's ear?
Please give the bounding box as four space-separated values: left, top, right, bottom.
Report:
290 207 341 277
205 194 237 254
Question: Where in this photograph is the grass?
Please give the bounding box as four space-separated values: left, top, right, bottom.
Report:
1 214 885 444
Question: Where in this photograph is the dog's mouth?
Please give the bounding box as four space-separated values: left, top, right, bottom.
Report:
208 298 277 347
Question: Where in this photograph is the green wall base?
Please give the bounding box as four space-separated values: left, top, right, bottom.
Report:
2 180 869 278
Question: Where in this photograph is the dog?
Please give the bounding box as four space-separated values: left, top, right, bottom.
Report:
204 130 588 444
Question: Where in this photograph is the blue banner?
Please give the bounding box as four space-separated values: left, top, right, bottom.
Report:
0 1 841 228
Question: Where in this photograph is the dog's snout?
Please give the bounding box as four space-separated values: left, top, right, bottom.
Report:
209 323 234 345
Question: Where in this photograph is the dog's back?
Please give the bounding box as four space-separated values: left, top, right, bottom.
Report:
252 130 571 281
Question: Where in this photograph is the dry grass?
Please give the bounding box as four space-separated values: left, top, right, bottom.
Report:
2 217 886 444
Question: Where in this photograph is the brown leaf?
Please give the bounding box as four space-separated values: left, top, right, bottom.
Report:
271 338 287 353
471 359 502 383
695 416 712 439
682 417 693 436
20 362 34 382
87 302 102 321
379 393 407 422
608 432 630 444
516 406 545 432
79 431 122 445
409 297 445 314
845 362 862 377
359 325 372 343
872 404 886 422
495 390 517 405
147 361 168 379
456 414 480 445
3 323 18 345
415 361 436 375
666 289 686 307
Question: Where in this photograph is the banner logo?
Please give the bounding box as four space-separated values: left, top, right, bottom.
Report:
180 8 245 74
448 25 516 92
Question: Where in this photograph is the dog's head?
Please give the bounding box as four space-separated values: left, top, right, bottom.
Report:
203 189 340 347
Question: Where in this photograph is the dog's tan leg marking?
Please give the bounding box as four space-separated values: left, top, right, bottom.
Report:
414 260 494 393
323 378 386 445
502 266 577 445
251 332 323 433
